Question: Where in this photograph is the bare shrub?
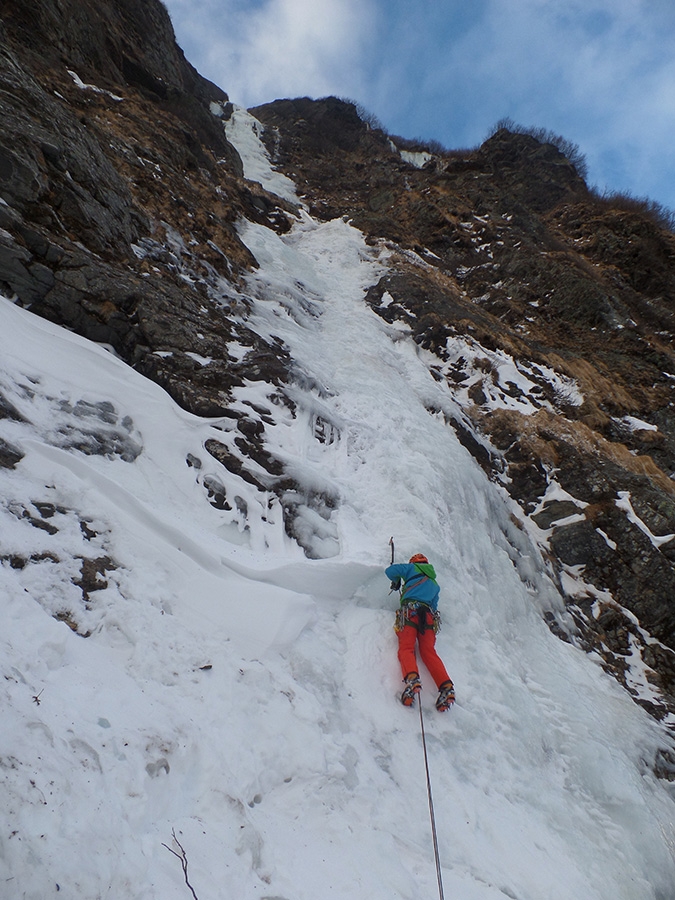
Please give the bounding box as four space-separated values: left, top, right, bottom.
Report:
589 188 675 232
332 96 386 133
355 102 386 132
487 117 588 180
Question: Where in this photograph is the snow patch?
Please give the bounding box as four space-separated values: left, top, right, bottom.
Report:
616 491 675 547
437 335 584 415
620 415 658 432
223 106 298 204
68 70 123 102
400 149 433 168
185 351 212 367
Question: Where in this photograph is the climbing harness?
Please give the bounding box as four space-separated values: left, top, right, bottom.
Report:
394 603 441 634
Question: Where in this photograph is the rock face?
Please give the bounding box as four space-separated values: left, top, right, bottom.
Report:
0 0 286 417
2 0 675 726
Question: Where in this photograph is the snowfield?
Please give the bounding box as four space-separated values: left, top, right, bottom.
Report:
1 112 675 900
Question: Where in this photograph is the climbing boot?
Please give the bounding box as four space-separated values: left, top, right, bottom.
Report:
435 680 455 711
401 673 422 707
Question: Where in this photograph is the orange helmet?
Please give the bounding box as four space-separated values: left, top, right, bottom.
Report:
409 553 428 564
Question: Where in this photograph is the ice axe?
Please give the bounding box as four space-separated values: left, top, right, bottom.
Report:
388 536 401 594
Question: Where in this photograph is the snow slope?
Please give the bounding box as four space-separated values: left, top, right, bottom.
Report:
1 114 675 900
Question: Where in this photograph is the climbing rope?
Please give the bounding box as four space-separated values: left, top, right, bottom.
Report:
418 700 445 900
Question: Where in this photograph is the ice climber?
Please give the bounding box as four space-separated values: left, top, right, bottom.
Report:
385 553 455 710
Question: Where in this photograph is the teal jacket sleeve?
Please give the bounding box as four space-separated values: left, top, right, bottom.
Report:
385 563 411 581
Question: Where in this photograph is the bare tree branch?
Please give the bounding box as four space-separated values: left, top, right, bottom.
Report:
162 829 200 900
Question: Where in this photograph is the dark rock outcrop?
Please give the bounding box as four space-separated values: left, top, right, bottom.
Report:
0 0 297 417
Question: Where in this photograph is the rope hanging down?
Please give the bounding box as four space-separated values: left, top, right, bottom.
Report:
418 700 445 900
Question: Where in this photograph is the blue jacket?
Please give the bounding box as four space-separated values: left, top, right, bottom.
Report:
385 562 440 611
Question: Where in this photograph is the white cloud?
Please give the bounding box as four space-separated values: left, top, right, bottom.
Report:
164 0 374 107
367 0 675 204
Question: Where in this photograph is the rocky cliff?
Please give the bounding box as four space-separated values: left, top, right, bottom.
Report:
2 0 675 730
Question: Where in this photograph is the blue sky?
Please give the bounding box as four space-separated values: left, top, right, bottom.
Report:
162 0 675 210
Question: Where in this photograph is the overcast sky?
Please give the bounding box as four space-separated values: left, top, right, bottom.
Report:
162 0 675 211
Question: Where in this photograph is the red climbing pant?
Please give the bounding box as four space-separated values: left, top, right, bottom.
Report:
397 609 450 688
